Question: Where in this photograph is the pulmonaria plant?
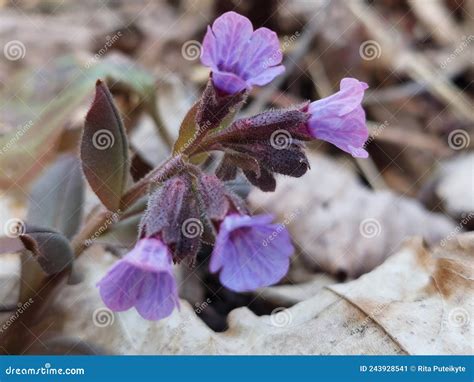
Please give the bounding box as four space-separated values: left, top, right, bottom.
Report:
91 11 370 321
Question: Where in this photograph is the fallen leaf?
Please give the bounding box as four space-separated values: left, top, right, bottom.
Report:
248 153 456 279
14 232 472 355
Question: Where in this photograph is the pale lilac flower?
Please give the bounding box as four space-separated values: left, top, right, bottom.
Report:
200 11 285 94
307 78 369 158
210 214 294 292
97 238 179 320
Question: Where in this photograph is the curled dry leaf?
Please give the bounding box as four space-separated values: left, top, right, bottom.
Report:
7 232 471 355
248 153 456 279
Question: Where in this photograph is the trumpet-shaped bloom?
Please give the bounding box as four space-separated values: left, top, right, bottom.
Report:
97 238 179 320
307 78 369 158
201 11 285 94
210 214 294 292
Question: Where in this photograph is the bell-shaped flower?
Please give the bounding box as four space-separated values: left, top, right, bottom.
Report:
201 11 285 94
306 78 369 158
210 214 294 292
97 238 179 320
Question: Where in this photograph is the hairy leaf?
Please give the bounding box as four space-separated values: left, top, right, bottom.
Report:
173 102 199 155
19 227 74 275
81 80 130 211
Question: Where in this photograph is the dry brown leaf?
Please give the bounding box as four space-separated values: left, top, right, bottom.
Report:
9 232 470 355
248 153 456 279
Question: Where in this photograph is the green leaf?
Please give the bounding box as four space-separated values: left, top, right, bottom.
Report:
81 80 130 211
19 226 74 275
172 102 199 155
27 154 84 239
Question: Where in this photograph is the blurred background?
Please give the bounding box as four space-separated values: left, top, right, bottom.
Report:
0 0 472 354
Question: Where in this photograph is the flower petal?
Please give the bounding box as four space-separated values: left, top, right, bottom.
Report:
211 214 294 292
309 78 368 117
97 238 179 321
307 77 369 157
212 70 248 94
98 262 142 311
201 11 253 73
239 27 283 80
246 65 285 87
309 106 369 157
200 12 285 93
135 272 179 320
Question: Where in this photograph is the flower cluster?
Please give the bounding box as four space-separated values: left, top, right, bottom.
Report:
98 11 369 321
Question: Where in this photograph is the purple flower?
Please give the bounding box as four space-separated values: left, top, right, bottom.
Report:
210 214 294 292
201 11 285 95
307 78 369 158
97 238 179 320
